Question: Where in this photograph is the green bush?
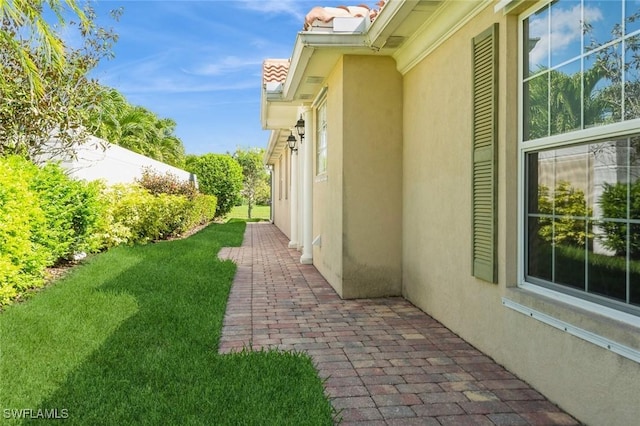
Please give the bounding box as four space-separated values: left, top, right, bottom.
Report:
537 181 593 247
136 167 198 199
91 184 218 248
0 157 216 307
599 180 640 259
30 163 104 261
185 154 242 218
0 157 49 304
0 156 105 306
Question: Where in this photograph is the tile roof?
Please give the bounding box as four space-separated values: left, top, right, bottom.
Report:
262 59 290 85
304 1 387 30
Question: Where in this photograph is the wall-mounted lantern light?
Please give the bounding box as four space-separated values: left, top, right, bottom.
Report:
295 115 305 142
287 131 297 153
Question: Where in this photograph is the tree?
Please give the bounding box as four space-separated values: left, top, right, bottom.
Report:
85 88 186 167
233 148 269 219
537 181 594 248
0 0 89 96
185 154 243 218
599 181 640 259
0 1 120 160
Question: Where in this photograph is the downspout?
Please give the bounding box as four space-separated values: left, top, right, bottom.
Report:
301 107 313 264
289 147 298 248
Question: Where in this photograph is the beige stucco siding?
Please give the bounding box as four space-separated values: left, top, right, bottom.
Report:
342 55 403 298
313 59 344 295
271 152 291 239
313 55 403 299
401 4 639 425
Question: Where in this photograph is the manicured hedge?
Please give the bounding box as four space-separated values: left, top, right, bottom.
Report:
0 157 217 307
92 184 217 247
0 156 102 305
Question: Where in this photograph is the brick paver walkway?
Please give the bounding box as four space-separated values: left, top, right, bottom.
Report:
218 222 579 425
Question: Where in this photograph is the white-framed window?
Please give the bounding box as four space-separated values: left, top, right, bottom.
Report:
520 0 640 316
316 100 327 175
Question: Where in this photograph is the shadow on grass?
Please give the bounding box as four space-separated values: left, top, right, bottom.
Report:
3 222 332 425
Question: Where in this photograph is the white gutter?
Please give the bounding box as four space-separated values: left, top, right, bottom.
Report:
281 0 415 102
282 33 369 102
263 130 280 165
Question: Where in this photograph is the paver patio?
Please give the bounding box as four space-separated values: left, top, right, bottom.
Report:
218 222 580 425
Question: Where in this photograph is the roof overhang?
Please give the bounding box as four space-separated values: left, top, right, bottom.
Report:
261 0 491 164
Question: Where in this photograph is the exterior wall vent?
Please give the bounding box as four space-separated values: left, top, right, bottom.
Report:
383 36 405 48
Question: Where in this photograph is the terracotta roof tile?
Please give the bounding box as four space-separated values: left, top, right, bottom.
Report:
304 1 387 30
263 59 290 84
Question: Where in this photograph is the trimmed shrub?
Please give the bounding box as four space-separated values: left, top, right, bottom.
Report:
185 154 242 218
0 157 49 304
30 163 104 261
0 156 105 306
90 184 218 248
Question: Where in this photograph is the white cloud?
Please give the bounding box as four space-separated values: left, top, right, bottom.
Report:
235 0 306 22
529 4 603 68
185 56 263 76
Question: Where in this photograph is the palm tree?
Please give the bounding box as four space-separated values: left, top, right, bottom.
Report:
0 0 89 97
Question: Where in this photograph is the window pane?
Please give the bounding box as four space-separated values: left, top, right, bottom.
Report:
528 216 553 281
592 140 628 220
625 35 640 119
591 139 630 303
554 223 587 290
525 4 549 77
626 0 640 35
550 0 582 66
550 60 582 135
585 50 622 127
584 1 622 52
553 145 589 203
588 232 628 302
631 223 640 305
527 152 552 214
524 73 549 140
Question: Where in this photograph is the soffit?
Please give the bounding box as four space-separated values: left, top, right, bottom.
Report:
285 0 447 104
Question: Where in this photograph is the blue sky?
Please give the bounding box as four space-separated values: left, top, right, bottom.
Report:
83 0 350 155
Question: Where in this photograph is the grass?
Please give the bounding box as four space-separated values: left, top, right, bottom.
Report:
228 204 270 221
0 221 334 425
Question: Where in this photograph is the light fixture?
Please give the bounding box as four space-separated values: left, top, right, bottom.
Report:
287 131 297 153
295 115 305 141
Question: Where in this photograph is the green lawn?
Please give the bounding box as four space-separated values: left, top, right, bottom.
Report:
228 204 270 221
0 221 333 425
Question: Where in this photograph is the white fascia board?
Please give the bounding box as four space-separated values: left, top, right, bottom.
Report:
282 32 369 102
264 129 282 165
494 0 533 14
394 0 492 74
367 0 417 50
494 0 515 12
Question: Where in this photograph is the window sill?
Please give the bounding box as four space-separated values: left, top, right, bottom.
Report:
503 286 640 364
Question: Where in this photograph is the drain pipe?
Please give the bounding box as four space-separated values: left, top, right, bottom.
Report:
300 107 313 265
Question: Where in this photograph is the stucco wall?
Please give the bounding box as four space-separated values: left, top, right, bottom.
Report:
312 55 403 299
341 55 403 298
313 59 345 295
271 150 291 240
401 4 639 425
